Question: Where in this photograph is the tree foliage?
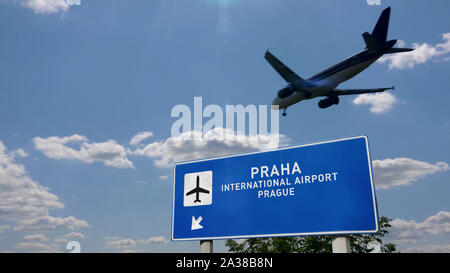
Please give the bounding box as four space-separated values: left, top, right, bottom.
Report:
226 216 397 253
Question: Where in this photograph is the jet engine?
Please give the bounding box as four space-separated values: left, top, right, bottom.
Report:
318 96 339 109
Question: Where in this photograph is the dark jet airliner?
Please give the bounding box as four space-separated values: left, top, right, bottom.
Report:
266 7 413 116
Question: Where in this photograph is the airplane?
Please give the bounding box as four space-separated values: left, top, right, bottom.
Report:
266 7 414 116
186 175 210 203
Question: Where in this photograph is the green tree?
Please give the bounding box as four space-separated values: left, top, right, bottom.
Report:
226 216 397 253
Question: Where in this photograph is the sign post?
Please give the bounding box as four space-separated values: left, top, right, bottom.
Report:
200 240 213 253
171 136 378 250
332 236 351 253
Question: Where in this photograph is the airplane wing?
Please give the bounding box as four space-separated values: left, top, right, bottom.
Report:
197 188 209 194
264 50 302 83
328 86 394 96
186 189 197 196
186 188 210 196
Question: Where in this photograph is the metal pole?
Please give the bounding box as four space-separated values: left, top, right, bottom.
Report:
332 236 351 253
200 240 213 253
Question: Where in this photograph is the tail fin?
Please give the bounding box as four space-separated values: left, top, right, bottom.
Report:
372 7 391 43
362 32 382 51
362 7 414 54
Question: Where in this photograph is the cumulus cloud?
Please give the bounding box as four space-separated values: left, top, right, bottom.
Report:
129 127 288 168
372 157 449 190
104 235 169 252
14 216 89 232
378 33 450 69
33 135 134 169
352 91 397 114
14 241 61 253
23 234 50 242
2 0 81 14
10 148 28 158
0 139 89 244
22 0 70 14
105 237 136 249
54 231 85 243
0 225 11 233
403 244 450 253
137 236 169 245
389 211 450 244
33 128 286 171
0 140 64 221
129 132 154 146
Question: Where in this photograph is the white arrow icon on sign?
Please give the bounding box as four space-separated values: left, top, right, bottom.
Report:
191 216 203 230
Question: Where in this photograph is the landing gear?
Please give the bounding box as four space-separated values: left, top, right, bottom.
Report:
282 108 287 116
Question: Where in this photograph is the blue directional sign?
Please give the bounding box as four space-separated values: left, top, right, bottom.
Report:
171 136 379 241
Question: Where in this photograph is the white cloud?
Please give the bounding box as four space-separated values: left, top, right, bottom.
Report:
33 129 287 170
403 244 450 253
105 237 136 249
137 236 169 245
4 0 81 15
372 157 449 190
23 233 50 242
352 91 397 114
378 33 450 69
129 127 288 168
119 249 138 253
21 0 70 14
104 235 168 252
2 0 84 15
0 139 89 249
54 231 85 243
14 215 89 232
0 140 64 221
129 132 154 146
0 225 10 233
389 211 450 244
14 241 61 253
33 135 134 169
11 148 28 158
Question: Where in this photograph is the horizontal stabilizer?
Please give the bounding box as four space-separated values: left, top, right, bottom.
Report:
385 48 415 54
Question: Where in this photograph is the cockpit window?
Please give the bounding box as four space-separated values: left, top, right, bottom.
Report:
277 88 295 99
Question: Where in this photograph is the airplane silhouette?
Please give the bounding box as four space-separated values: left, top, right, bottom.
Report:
267 7 413 115
186 175 210 203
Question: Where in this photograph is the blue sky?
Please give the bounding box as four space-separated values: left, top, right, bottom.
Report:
0 0 449 252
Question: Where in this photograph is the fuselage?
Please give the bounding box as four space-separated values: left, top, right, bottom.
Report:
272 49 384 109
